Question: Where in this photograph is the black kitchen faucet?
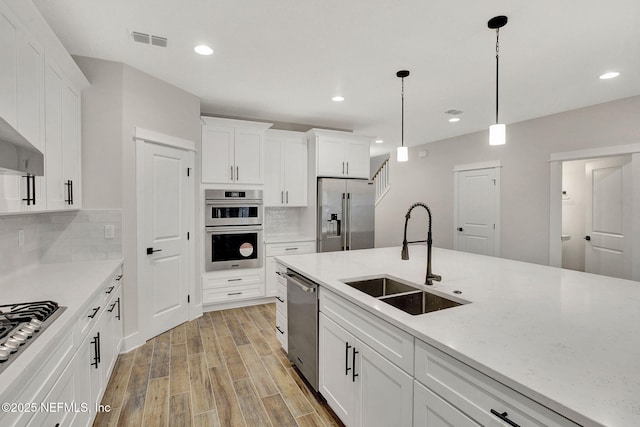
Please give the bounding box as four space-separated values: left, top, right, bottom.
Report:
401 202 442 285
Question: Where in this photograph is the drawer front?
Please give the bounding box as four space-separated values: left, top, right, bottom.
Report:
266 240 315 257
319 288 414 374
275 310 287 351
275 281 287 316
77 294 103 339
414 339 580 427
203 282 265 304
204 271 263 288
276 262 287 286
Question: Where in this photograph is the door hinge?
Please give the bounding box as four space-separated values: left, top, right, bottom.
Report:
187 167 191 177
187 232 190 240
187 295 190 303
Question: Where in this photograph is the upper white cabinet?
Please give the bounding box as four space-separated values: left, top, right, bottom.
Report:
265 129 308 207
0 0 87 214
308 129 372 179
201 116 272 185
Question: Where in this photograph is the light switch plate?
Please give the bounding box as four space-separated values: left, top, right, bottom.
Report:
104 225 115 239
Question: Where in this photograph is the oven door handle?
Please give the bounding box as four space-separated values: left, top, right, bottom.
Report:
205 226 263 234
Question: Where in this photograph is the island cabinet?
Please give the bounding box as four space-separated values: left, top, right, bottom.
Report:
307 129 372 179
201 116 272 185
319 288 414 427
413 339 580 427
264 130 308 207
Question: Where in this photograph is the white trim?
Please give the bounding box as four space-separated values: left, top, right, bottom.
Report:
200 116 273 130
203 297 276 312
306 128 374 143
549 143 640 162
453 160 502 172
122 331 144 353
453 165 501 257
134 127 196 151
549 144 640 280
266 129 306 138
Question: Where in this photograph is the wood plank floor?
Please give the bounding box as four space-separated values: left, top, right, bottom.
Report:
93 303 344 427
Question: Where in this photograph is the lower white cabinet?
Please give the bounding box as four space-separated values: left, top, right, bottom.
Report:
319 313 413 427
413 380 479 427
202 268 265 305
265 240 315 297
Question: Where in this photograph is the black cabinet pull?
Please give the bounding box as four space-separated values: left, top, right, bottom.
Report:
352 348 359 382
64 180 73 205
115 274 123 281
275 296 284 303
108 302 117 312
105 286 115 294
345 342 352 375
490 409 521 427
116 297 121 320
275 326 284 334
96 332 101 364
22 175 36 205
91 334 100 368
88 306 100 319
584 235 591 241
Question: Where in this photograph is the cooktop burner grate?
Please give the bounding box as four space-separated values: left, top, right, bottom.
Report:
0 300 60 322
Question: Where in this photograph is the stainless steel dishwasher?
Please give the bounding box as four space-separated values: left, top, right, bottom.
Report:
285 270 319 391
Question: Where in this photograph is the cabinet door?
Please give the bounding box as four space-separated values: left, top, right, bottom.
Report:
282 136 307 206
265 255 278 297
234 128 263 184
16 32 44 152
319 313 356 426
264 137 283 206
62 83 81 208
45 61 65 210
355 340 413 427
0 6 18 127
317 137 346 177
344 140 370 179
202 125 234 183
0 176 22 212
413 380 480 427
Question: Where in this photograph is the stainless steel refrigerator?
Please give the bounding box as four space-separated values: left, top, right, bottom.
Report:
317 178 375 252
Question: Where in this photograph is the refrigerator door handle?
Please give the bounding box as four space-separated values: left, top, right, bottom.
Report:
342 193 347 250
347 193 352 250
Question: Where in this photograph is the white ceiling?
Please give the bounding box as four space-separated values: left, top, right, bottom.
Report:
33 0 640 157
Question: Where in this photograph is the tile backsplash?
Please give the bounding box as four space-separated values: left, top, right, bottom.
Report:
0 209 122 277
264 207 304 235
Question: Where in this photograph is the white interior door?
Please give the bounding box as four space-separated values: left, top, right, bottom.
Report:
585 156 632 279
454 167 499 256
141 141 190 338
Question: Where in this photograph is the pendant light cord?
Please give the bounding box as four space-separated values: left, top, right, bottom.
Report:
401 76 405 148
495 27 500 124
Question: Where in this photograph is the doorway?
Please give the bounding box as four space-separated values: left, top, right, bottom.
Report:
135 128 195 341
549 144 640 281
453 161 501 257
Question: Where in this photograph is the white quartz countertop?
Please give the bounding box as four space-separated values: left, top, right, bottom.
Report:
0 260 123 397
275 246 640 427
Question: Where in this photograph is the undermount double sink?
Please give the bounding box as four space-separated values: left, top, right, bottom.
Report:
342 276 466 315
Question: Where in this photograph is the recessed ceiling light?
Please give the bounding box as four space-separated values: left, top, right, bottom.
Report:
194 45 214 56
332 96 344 102
599 71 620 80
375 139 383 144
448 117 460 123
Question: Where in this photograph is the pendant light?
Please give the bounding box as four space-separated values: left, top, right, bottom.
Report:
488 16 508 146
397 70 410 162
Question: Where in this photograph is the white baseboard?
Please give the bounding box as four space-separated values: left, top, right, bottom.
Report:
121 331 145 353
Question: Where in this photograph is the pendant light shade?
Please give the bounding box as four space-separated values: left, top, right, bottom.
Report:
396 70 410 162
488 15 508 146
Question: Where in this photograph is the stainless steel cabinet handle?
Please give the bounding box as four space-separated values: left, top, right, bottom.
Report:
281 191 284 204
347 193 351 250
346 162 349 174
342 193 347 250
230 165 234 181
342 161 345 174
286 191 288 204
236 166 239 181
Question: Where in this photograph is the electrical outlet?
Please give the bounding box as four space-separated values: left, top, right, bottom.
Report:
18 229 24 246
104 225 115 239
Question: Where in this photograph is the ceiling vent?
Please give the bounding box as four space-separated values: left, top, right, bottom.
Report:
131 31 168 47
445 109 463 115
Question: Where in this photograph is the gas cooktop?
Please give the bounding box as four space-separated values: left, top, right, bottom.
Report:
0 301 66 373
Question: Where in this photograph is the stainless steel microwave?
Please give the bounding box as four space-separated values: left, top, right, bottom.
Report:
204 189 263 227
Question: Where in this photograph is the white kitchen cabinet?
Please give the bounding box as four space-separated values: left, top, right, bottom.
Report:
201 117 272 184
202 268 265 305
319 313 413 427
309 129 372 179
265 130 308 207
265 240 315 297
45 60 82 210
413 380 480 427
0 3 18 128
414 339 580 427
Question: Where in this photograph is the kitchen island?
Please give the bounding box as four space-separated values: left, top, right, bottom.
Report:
275 246 640 427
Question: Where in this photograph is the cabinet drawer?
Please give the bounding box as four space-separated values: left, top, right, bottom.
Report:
203 271 263 288
266 240 315 257
77 293 104 340
203 283 265 304
414 339 580 427
319 288 414 374
275 281 287 316
275 310 287 351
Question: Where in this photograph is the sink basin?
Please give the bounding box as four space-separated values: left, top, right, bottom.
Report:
342 276 417 298
342 275 466 316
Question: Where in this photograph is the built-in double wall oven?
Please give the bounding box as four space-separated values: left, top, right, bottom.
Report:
205 189 263 271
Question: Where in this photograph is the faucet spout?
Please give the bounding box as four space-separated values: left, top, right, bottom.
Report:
401 202 442 285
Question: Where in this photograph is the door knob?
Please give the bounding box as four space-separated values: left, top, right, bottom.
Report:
457 227 464 232
146 247 163 255
584 235 591 241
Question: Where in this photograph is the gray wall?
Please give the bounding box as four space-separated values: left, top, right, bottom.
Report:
76 56 201 343
375 95 640 266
